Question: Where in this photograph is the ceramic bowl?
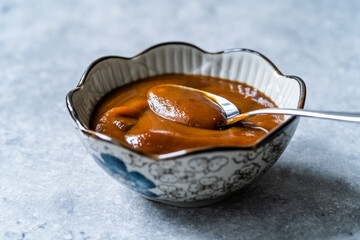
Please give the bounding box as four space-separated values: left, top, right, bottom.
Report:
66 42 306 207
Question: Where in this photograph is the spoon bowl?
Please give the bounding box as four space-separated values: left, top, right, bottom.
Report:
147 84 228 129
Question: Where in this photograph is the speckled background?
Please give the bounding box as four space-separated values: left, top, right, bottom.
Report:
1 0 360 239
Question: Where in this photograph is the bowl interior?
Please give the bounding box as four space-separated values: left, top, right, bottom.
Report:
67 43 306 162
69 44 304 131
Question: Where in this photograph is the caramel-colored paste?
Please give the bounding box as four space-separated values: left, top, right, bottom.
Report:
90 74 283 155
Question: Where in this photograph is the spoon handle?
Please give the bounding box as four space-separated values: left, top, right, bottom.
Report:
229 108 360 124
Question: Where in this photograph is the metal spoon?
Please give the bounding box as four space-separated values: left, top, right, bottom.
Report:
165 84 360 126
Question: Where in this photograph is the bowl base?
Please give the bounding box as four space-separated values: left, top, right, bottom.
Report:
142 194 232 208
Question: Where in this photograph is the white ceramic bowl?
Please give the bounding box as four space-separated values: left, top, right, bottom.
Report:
66 42 306 207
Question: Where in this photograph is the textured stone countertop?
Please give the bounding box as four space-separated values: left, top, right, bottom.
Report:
1 0 360 239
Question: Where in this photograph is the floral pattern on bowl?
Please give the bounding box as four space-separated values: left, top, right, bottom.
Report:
93 153 158 198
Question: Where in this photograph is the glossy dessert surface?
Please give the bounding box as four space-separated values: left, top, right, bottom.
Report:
90 74 284 155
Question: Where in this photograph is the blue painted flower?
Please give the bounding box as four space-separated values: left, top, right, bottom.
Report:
93 153 158 198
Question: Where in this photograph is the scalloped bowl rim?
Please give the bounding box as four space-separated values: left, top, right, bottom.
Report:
66 42 306 160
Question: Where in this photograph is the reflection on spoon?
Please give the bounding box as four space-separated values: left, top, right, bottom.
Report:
148 84 360 129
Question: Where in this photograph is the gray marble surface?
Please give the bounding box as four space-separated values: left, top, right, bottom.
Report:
1 0 360 239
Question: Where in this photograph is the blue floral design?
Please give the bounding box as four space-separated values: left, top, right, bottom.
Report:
93 153 158 198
